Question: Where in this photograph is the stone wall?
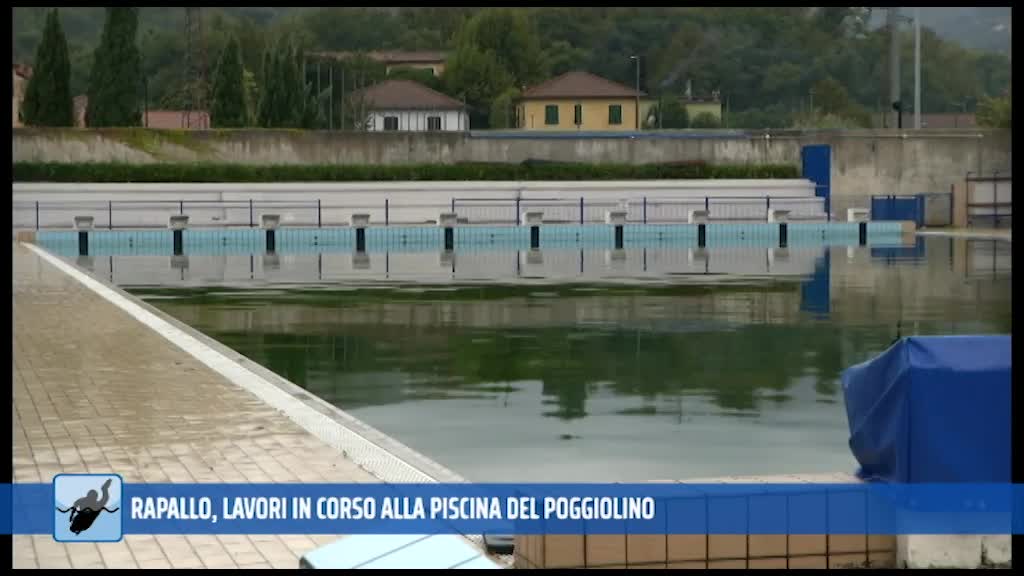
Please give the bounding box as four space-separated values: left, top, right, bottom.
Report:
12 128 1011 215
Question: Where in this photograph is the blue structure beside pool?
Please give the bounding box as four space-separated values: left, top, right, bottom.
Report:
842 335 1012 483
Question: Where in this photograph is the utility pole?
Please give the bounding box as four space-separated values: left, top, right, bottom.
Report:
888 8 901 130
630 55 640 130
914 7 921 130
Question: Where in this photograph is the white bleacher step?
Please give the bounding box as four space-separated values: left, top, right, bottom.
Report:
299 534 505 569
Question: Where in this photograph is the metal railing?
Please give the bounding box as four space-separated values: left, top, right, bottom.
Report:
13 195 831 231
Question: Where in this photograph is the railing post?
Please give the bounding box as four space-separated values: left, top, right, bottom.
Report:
451 198 455 213
516 197 521 226
579 197 584 225
385 199 390 227
643 196 647 225
35 201 39 231
766 196 770 222
179 200 184 215
109 201 113 230
317 199 322 228
249 199 254 228
705 196 710 212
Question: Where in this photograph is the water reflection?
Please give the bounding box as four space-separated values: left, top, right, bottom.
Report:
126 237 1011 482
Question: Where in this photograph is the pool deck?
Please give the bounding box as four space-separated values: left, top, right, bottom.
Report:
917 227 1011 241
11 241 487 569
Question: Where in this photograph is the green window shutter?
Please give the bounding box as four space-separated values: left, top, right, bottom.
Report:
545 105 559 125
609 105 622 125
574 104 582 125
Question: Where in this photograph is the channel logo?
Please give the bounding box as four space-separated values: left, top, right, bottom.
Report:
53 474 124 542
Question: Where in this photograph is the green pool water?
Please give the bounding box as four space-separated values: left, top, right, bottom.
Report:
128 237 1011 482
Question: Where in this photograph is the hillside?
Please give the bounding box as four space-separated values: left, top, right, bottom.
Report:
12 7 1012 129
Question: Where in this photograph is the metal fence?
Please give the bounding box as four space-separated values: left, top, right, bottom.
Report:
13 195 829 231
966 171 1012 229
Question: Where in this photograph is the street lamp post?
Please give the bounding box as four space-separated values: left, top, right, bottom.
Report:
630 55 640 131
914 7 921 130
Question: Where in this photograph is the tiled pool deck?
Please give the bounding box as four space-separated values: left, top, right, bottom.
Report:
11 242 488 569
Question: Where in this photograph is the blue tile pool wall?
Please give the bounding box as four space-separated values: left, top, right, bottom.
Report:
37 223 907 256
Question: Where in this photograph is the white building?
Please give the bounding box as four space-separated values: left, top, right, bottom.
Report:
354 79 469 132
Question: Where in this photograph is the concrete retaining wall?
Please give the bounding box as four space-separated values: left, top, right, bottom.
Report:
12 128 1012 217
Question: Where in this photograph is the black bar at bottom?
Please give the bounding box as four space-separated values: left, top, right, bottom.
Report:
698 224 706 248
444 228 454 251
173 230 183 256
779 223 788 248
614 225 624 250
266 229 276 252
356 228 366 252
858 222 867 246
530 226 540 249
78 231 89 256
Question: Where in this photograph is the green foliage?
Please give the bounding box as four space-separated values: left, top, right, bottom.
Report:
22 9 74 127
256 37 321 128
690 112 721 129
386 67 442 91
13 160 799 183
211 36 248 128
489 88 521 129
85 7 142 127
444 44 512 126
13 7 1013 130
456 9 545 87
652 97 689 129
976 93 1011 128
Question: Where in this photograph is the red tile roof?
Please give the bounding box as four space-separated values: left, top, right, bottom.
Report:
353 79 465 110
521 71 646 100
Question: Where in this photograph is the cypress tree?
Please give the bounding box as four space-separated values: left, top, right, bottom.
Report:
210 35 247 128
22 9 74 127
86 7 141 127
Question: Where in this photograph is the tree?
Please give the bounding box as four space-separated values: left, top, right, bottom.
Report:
22 9 74 127
386 66 441 92
489 87 520 129
86 7 141 127
443 44 512 127
210 35 248 127
457 8 544 87
652 97 689 129
690 112 721 129
976 93 1011 128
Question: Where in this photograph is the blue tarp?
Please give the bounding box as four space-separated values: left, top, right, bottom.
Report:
841 335 1011 483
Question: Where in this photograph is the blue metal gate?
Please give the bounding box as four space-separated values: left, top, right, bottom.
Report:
801 145 831 219
871 195 924 227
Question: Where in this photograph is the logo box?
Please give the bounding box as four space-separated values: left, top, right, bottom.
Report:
53 474 124 543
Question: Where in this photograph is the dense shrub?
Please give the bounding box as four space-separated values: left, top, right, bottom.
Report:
13 162 799 183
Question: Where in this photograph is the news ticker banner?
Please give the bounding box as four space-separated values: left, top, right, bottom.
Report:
3 476 1024 542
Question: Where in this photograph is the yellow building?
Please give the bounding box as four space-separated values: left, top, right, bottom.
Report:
683 99 722 121
516 71 654 131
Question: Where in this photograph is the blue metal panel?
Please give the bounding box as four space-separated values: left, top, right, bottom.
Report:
801 145 831 208
870 195 923 227
800 250 831 316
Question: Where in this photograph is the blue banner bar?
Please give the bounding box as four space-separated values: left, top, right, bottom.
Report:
7 483 1024 536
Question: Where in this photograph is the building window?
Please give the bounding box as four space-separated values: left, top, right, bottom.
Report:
544 105 559 125
384 116 399 131
574 104 582 125
427 116 441 131
609 105 622 125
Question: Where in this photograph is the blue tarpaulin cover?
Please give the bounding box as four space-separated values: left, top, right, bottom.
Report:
841 335 1011 483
